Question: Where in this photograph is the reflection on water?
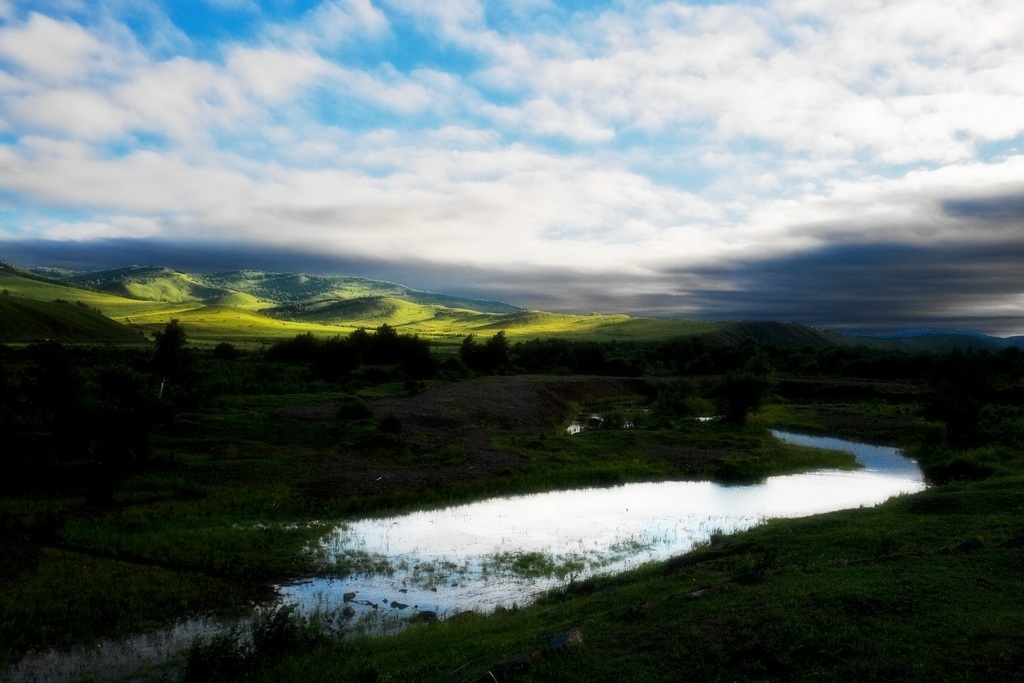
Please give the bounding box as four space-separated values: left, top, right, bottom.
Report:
9 431 925 681
281 431 925 626
7 617 225 683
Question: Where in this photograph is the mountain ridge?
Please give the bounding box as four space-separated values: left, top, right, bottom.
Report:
2 262 1021 350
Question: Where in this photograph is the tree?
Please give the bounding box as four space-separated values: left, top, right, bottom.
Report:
714 353 775 424
926 348 991 447
460 331 509 373
482 331 509 371
153 319 189 397
714 371 773 424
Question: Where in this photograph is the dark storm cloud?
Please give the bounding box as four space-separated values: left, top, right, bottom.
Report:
4 236 1022 336
670 240 1024 334
942 194 1024 221
1 239 399 281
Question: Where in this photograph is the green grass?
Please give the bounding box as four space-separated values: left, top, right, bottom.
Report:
3 332 1023 680
494 420 858 490
2 267 732 344
0 296 147 343
0 271 187 319
230 477 1024 682
121 304 359 342
0 384 868 666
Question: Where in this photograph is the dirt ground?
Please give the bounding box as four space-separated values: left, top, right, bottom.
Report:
290 374 924 501
295 375 652 500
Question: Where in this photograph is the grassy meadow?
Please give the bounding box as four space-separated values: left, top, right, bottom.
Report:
2 263 1024 681
0 265 756 344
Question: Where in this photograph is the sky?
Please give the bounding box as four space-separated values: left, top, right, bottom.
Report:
1 0 1023 334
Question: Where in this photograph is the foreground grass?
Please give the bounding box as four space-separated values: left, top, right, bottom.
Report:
232 478 1024 682
0 386 859 666
5 376 1023 681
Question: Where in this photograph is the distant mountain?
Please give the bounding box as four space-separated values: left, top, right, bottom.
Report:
709 321 853 348
33 266 523 315
846 329 1024 352
5 261 1022 350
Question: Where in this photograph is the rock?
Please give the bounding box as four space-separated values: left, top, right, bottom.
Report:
343 592 357 602
391 601 409 610
547 628 583 651
399 588 408 593
505 650 543 673
629 601 650 616
417 610 438 622
342 605 356 619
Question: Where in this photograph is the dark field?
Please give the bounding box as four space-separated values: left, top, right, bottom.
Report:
2 337 1023 681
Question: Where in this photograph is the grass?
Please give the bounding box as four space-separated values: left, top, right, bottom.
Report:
0 296 146 343
2 330 1023 680
0 383 870 667
494 418 859 490
226 477 1024 682
0 272 188 320
1 268 732 344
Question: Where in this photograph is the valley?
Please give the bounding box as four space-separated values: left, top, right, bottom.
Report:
1 261 1023 681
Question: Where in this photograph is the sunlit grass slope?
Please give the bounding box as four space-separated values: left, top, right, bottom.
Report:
5 262 852 346
123 304 357 342
0 296 146 343
0 268 305 342
0 269 187 319
37 265 271 310
12 263 731 342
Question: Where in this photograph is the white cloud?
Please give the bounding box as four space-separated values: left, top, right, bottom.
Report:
270 0 390 49
0 12 109 81
10 88 135 138
41 215 164 241
227 46 332 102
1 0 1023 328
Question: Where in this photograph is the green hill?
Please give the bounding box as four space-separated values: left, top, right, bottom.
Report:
41 265 267 308
10 261 1019 350
0 295 146 343
0 265 189 319
705 321 852 348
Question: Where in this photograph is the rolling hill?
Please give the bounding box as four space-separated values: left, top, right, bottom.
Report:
3 261 1021 350
0 295 146 343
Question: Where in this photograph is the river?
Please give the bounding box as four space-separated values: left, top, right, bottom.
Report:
279 430 926 633
8 430 925 681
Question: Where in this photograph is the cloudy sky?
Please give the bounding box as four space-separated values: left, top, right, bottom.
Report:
1 1 1023 334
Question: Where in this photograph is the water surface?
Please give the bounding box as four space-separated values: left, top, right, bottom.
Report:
281 430 925 626
9 431 925 680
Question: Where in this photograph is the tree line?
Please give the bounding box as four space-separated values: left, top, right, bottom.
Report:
2 321 1022 497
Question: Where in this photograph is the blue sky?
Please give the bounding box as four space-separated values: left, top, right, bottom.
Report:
1 0 1023 334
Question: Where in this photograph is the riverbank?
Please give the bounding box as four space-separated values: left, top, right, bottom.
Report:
1 375 873 668
5 370 1023 681
266 476 1023 682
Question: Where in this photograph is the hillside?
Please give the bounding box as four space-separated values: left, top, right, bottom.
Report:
705 320 853 348
0 295 146 343
849 329 1024 352
5 262 1021 350
36 267 522 315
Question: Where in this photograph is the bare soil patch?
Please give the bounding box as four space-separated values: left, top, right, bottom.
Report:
297 375 649 500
